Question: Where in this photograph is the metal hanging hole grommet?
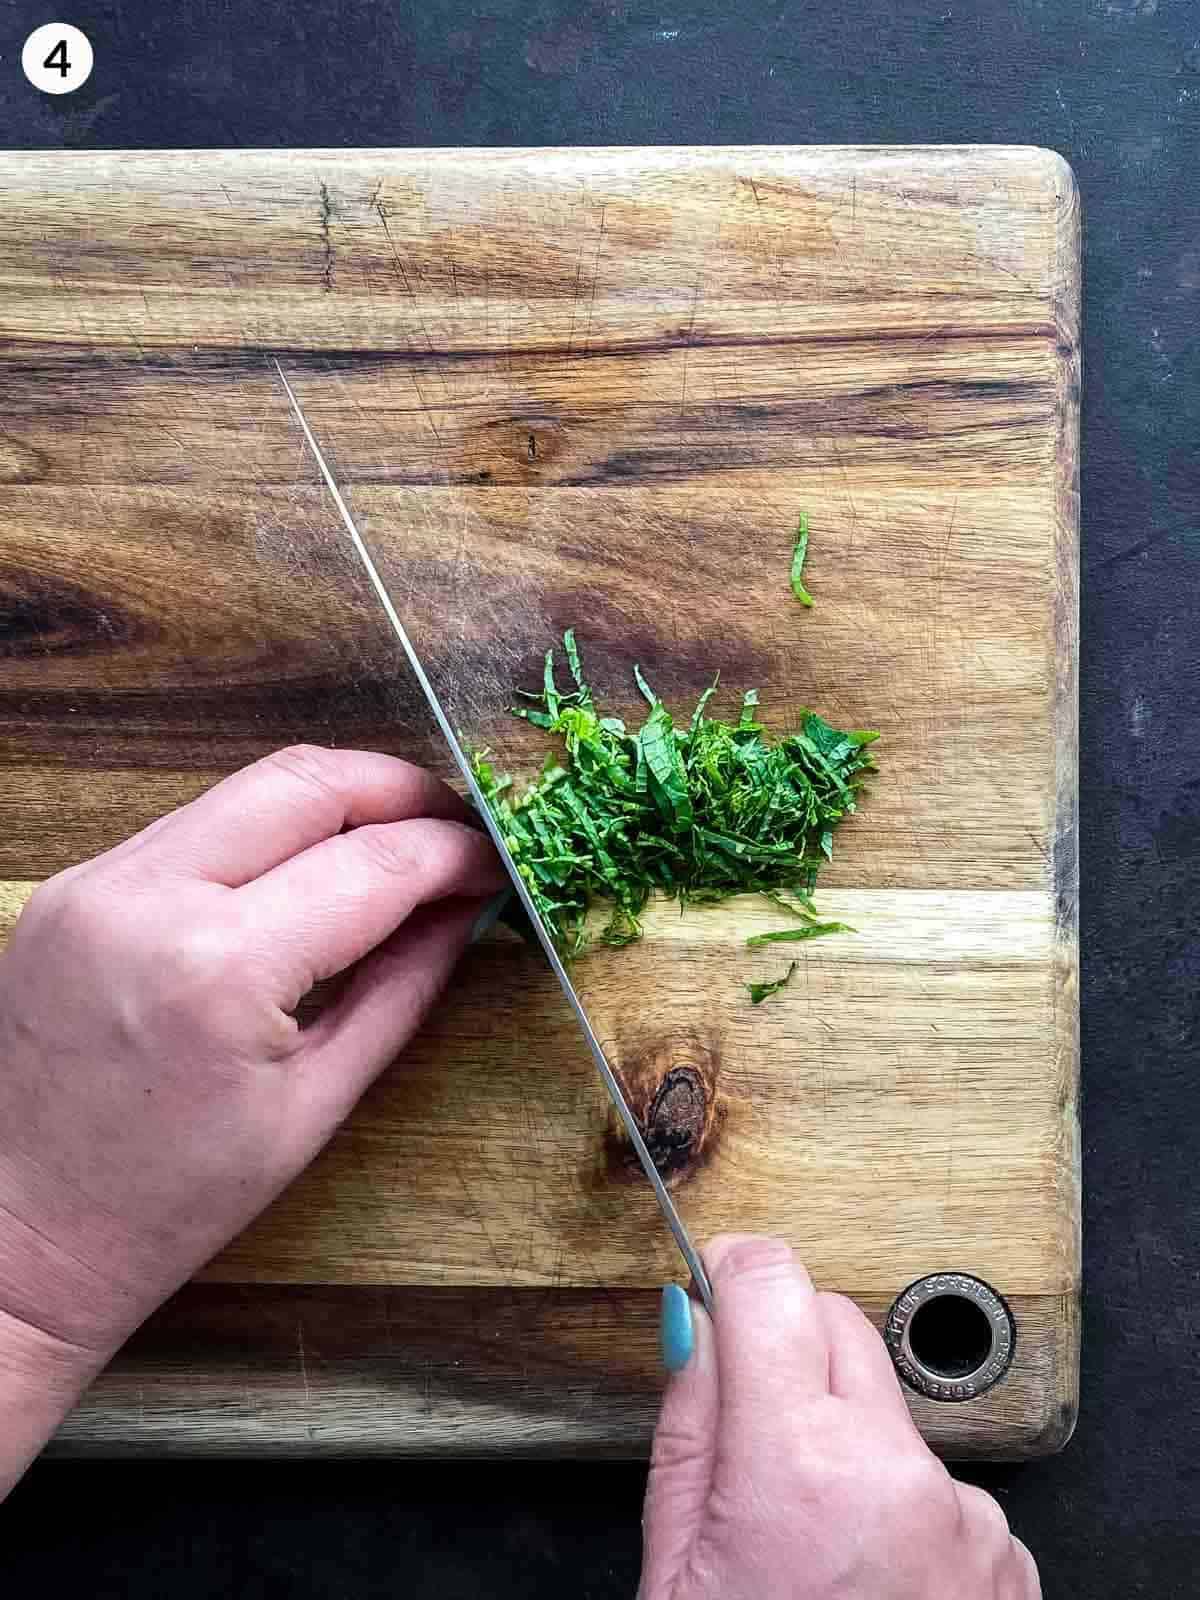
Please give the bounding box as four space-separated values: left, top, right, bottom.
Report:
884 1272 1016 1402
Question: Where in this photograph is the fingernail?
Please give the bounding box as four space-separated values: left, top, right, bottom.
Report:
660 1283 694 1374
470 889 512 944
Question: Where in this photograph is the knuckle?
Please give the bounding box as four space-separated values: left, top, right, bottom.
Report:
24 873 67 922
959 1483 1013 1542
25 871 105 941
817 1288 873 1339
353 823 421 883
883 1451 954 1522
168 921 243 993
708 1233 797 1292
263 743 341 799
649 1416 711 1478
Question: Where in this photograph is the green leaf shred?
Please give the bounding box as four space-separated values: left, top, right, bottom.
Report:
745 922 855 947
746 961 799 1005
791 511 814 607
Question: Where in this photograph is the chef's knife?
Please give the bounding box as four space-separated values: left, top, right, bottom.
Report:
274 360 715 1316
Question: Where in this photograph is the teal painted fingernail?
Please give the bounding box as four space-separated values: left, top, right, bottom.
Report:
470 889 512 944
660 1283 694 1373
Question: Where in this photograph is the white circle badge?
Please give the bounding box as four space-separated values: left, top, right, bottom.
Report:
22 23 94 95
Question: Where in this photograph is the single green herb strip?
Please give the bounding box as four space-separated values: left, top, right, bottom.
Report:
790 511 814 607
746 961 799 1005
471 632 878 959
745 921 855 948
760 889 821 922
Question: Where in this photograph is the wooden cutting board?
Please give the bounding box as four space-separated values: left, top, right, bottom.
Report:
0 146 1079 1459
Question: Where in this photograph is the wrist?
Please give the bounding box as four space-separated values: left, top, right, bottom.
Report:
0 1304 107 1499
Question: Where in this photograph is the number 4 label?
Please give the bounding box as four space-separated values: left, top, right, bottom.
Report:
22 23 93 94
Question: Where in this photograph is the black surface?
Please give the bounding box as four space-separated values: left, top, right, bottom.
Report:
2 0 1199 1593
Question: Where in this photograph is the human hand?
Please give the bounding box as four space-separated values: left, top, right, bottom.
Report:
0 745 505 1484
641 1236 1040 1599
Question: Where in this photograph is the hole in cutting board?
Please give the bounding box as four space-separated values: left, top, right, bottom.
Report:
884 1273 1016 1401
907 1293 993 1380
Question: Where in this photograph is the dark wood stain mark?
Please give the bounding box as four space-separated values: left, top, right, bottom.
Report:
539 588 774 700
0 601 772 773
0 347 1053 489
0 569 147 658
318 182 335 293
0 350 1050 439
106 1282 663 1407
0 668 427 739
642 1067 708 1179
604 1030 723 1188
53 1282 1061 1457
465 415 566 477
0 320 1066 387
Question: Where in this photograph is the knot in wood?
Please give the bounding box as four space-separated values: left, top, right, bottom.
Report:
644 1066 707 1178
604 1032 721 1188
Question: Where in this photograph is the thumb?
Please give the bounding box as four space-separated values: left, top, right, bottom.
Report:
639 1289 718 1599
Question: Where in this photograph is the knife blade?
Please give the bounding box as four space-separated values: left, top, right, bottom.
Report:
275 360 715 1316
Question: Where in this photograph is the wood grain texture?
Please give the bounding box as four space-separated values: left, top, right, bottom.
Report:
0 145 1079 1456
46 1284 1077 1463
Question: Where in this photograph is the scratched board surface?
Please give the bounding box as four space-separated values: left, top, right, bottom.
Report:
0 147 1079 1458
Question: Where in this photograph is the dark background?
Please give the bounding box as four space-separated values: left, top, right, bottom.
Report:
1 0 1197 1593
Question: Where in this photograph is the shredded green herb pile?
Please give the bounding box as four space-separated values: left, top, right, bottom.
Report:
470 630 878 960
